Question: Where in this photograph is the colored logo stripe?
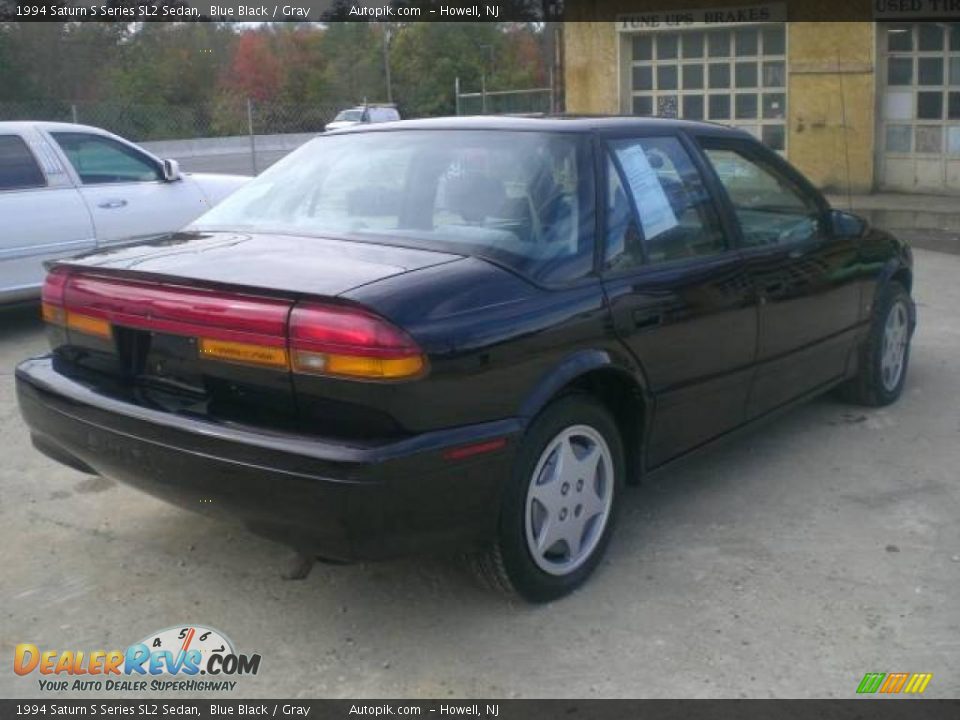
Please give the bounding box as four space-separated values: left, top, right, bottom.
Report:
904 673 933 694
857 672 932 694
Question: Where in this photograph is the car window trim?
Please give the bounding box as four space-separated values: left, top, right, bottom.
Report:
0 133 48 192
694 134 832 253
597 130 739 279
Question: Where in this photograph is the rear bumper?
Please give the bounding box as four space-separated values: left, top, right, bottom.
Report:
16 356 520 561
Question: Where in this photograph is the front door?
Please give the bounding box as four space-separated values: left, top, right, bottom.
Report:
47 131 206 246
600 133 758 468
698 139 862 417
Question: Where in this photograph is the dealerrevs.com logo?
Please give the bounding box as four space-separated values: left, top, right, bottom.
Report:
14 625 261 692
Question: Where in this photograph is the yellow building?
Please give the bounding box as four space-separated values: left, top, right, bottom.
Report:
564 3 960 194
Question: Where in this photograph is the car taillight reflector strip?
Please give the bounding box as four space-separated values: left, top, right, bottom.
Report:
199 339 290 370
41 271 426 381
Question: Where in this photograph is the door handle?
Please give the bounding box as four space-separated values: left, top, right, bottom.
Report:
97 199 128 209
632 310 663 330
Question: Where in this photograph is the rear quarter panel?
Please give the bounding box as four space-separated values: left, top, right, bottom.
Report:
322 258 631 434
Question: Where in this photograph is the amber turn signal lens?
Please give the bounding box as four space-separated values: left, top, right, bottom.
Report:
293 350 425 380
199 338 290 369
66 311 112 340
42 302 65 326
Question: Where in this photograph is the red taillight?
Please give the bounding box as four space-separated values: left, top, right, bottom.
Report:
41 267 68 325
290 303 426 380
64 275 290 347
44 271 426 381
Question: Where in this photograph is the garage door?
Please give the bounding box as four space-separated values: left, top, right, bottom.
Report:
624 24 788 152
879 23 960 193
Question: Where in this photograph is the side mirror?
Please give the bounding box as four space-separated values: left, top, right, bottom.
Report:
830 209 866 238
161 158 181 183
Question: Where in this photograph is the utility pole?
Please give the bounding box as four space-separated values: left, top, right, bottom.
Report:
382 23 393 104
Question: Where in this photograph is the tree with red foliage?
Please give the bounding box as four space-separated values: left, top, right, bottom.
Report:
224 31 282 103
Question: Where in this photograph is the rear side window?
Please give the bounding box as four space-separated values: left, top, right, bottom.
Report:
606 136 725 268
0 135 46 191
51 132 161 185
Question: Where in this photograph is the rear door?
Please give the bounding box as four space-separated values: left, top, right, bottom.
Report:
46 130 208 245
697 138 861 417
600 132 757 467
0 131 93 301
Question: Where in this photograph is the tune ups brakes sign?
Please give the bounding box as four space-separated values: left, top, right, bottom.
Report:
13 625 261 692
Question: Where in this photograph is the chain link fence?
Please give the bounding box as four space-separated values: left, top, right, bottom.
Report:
0 98 349 174
0 98 341 142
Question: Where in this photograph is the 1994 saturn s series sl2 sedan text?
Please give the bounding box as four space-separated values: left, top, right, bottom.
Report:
16 117 915 601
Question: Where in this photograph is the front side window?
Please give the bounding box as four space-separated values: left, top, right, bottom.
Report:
195 130 595 284
0 135 46 190
702 145 821 247
51 133 161 185
605 136 725 269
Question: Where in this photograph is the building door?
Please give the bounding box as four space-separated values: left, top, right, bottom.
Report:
878 23 960 193
623 24 788 153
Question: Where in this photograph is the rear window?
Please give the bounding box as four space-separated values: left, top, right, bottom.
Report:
193 130 596 284
0 135 46 190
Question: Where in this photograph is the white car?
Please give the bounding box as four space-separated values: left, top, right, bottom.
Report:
325 105 401 132
0 122 250 303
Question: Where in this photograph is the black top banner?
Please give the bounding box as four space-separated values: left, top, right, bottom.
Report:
1 0 959 23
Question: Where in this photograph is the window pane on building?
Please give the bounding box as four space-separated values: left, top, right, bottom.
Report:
683 64 704 90
887 25 913 52
683 95 704 120
633 95 653 116
709 94 731 119
735 62 758 88
658 65 678 90
918 58 944 86
950 57 960 85
633 66 653 91
633 35 652 61
762 27 785 55
683 32 704 58
884 91 913 120
918 24 944 51
886 125 912 152
762 125 785 151
657 95 679 118
949 91 960 119
709 63 730 88
735 29 758 56
915 125 942 153
762 93 786 119
763 61 785 87
658 33 678 59
708 31 730 57
917 91 943 119
736 93 758 119
948 126 960 155
888 58 913 86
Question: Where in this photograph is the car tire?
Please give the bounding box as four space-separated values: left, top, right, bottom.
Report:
840 281 914 407
471 394 625 603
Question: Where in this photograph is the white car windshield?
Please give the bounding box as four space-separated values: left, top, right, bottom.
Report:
333 110 364 122
193 130 595 284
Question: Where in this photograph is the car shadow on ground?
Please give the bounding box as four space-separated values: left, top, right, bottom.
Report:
82 391 848 614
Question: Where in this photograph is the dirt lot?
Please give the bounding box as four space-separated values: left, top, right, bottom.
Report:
1 248 958 699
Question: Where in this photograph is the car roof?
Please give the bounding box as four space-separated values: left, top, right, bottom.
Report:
331 114 751 138
0 120 110 135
